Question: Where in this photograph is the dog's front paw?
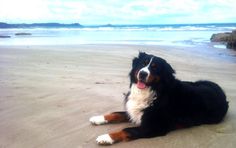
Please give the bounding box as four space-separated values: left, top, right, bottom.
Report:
96 134 115 145
89 115 108 125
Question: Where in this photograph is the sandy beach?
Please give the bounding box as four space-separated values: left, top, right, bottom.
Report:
0 44 236 148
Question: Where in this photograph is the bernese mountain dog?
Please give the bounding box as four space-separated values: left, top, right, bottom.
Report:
90 52 228 145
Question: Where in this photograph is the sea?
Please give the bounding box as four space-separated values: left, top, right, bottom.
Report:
0 23 236 48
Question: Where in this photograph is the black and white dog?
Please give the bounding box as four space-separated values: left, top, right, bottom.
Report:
90 52 228 145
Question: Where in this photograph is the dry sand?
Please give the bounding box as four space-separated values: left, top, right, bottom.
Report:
0 44 236 148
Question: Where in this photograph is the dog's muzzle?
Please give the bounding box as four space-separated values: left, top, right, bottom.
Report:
137 70 149 89
138 71 148 82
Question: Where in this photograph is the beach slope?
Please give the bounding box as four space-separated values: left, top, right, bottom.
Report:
0 44 236 148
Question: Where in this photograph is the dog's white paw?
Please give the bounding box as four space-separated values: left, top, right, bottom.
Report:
89 115 108 125
96 134 114 145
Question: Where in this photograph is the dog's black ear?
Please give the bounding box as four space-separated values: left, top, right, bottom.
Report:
138 51 146 58
161 60 175 83
129 57 138 87
164 61 175 75
132 51 145 68
129 52 149 88
132 57 138 68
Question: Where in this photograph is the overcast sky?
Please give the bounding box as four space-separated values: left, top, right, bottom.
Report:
0 0 236 25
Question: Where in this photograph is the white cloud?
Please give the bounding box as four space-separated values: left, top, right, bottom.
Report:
0 0 50 22
0 0 87 22
122 0 200 16
0 0 235 24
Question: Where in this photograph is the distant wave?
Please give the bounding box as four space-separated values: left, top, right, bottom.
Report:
66 25 236 31
0 23 235 48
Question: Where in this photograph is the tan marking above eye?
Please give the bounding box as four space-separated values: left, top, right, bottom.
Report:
143 60 149 65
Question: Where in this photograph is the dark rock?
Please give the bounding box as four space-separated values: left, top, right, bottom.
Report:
227 41 236 49
211 30 236 50
15 33 32 36
0 35 11 38
226 31 236 49
210 32 231 42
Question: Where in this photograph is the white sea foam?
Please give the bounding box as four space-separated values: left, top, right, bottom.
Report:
0 24 235 47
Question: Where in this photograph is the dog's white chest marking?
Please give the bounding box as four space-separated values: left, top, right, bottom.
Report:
126 84 156 125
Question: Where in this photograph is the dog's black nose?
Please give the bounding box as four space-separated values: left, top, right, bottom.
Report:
139 71 148 80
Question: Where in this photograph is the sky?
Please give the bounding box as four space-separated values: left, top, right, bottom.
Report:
0 0 236 25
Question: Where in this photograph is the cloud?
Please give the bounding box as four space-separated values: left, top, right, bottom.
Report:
0 0 50 22
0 0 235 24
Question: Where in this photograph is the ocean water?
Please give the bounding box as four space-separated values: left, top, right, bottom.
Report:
0 23 236 48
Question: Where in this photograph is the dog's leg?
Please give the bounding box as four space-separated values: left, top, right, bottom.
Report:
96 126 167 145
96 130 129 145
90 112 129 125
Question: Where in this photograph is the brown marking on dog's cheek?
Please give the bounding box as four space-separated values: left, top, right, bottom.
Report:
135 70 139 80
104 113 128 123
155 76 160 82
147 75 160 84
109 131 130 142
147 74 155 83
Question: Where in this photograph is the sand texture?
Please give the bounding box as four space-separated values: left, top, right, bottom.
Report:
0 44 236 148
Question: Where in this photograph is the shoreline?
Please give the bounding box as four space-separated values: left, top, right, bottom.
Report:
1 43 235 61
0 44 236 148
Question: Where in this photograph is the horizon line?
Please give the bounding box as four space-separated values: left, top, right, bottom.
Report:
1 22 236 26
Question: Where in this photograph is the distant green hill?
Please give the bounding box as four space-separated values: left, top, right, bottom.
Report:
0 22 83 28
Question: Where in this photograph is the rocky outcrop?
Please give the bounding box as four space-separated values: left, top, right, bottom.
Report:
226 30 236 49
0 35 11 38
15 33 32 36
210 33 231 42
211 30 236 50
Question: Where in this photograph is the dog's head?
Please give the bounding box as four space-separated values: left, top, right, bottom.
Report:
129 52 175 89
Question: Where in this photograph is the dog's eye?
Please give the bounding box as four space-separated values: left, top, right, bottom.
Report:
151 63 157 70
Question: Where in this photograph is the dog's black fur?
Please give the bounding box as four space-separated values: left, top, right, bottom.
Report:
123 52 228 139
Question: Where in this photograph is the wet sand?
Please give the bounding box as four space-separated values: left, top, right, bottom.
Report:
0 44 236 148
